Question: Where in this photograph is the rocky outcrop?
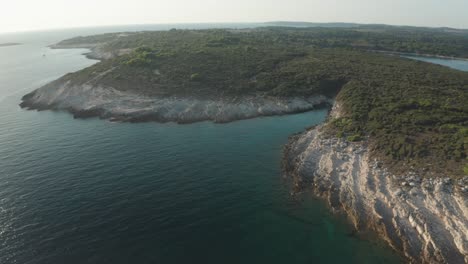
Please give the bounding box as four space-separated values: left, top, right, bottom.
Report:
283 125 468 263
19 80 332 123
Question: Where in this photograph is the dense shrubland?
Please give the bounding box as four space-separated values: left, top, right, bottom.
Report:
325 55 468 177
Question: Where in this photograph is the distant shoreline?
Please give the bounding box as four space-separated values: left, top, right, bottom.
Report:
0 42 21 47
371 50 468 62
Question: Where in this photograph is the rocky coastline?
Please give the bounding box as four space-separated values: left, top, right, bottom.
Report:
283 105 468 263
19 80 332 123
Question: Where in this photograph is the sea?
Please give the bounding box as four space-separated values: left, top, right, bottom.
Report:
1 24 466 264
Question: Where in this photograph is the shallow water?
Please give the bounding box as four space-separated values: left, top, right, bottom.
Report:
3 26 466 264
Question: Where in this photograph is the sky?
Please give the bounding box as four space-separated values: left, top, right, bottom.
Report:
1 0 468 33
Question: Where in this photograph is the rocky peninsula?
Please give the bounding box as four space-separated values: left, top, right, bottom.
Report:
21 84 331 123
20 26 468 262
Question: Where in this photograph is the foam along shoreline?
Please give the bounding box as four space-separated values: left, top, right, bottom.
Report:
283 104 468 264
19 80 332 124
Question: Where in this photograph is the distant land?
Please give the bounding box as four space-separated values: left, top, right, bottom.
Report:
264 21 363 28
0 42 21 47
19 24 468 263
265 21 468 32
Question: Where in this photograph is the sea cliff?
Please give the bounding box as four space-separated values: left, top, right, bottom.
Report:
283 104 468 263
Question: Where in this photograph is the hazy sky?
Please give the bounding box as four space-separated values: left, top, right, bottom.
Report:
1 0 468 33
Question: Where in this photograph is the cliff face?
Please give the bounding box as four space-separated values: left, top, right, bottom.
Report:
19 80 332 123
283 110 468 263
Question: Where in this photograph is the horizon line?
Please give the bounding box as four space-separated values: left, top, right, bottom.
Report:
1 20 467 35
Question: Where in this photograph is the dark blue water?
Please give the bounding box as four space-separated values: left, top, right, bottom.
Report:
3 26 465 264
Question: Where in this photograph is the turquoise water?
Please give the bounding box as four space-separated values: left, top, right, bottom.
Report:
3 26 465 264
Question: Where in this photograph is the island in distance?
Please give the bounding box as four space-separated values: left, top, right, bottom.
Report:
20 24 468 263
0 42 21 47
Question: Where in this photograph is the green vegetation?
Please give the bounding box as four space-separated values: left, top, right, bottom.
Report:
62 26 468 58
325 55 468 177
58 27 468 177
124 46 157 66
347 133 363 142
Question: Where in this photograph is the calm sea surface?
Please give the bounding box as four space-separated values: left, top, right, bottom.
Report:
1 24 466 264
